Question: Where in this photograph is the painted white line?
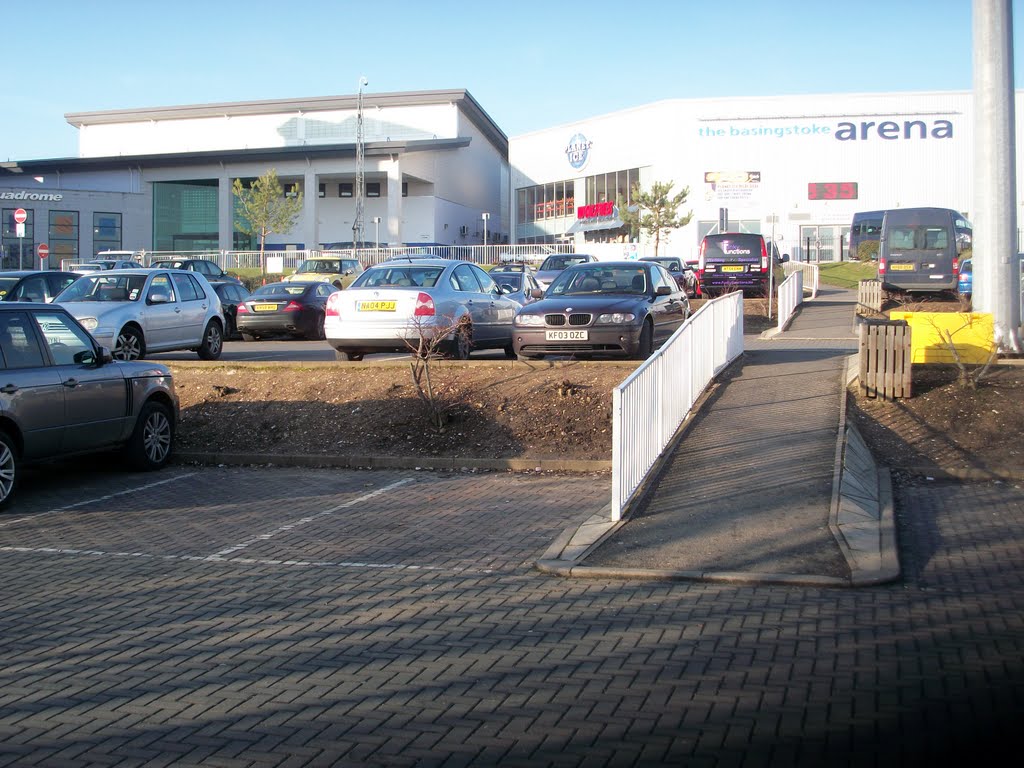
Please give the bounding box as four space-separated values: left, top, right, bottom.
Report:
0 472 198 528
210 477 414 558
0 545 489 574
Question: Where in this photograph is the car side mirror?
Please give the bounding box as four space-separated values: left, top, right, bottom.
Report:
781 254 790 263
655 285 672 296
72 349 97 365
500 284 516 295
148 291 171 304
530 288 544 299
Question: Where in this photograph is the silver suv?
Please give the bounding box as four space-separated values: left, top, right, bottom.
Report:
53 268 225 361
0 303 179 508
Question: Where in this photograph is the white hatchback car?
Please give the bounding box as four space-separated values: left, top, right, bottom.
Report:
53 268 225 361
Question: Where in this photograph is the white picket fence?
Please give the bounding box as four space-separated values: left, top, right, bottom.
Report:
610 291 744 522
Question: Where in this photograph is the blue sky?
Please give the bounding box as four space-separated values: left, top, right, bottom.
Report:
2 0 1019 161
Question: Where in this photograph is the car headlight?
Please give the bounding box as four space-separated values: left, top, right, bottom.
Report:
596 313 635 324
515 314 544 326
80 317 98 331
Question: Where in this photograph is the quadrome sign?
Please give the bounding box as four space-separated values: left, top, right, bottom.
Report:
1 190 65 202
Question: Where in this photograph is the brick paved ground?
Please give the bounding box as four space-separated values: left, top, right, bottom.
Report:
1 465 1022 766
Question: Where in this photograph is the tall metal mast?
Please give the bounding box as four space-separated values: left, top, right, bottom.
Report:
352 76 368 254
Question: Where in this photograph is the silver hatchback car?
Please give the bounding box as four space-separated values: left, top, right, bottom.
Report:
0 303 179 508
54 268 225 361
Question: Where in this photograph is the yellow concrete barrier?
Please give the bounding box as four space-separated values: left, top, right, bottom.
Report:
888 311 995 364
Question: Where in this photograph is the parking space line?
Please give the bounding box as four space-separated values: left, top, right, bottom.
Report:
209 477 414 558
0 545 472 574
0 472 198 528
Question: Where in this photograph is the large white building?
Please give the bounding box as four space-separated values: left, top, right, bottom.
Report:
0 90 509 268
1 88 1021 267
511 90 1023 261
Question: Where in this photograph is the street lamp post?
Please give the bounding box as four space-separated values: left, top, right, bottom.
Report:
372 216 382 248
481 212 490 249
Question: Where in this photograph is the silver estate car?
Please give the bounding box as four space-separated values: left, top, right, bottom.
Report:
53 268 225 361
0 303 179 508
324 258 521 361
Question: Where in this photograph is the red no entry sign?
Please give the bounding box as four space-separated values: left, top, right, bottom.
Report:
38 243 50 260
13 208 27 224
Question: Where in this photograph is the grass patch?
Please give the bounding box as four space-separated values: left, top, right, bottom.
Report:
817 261 878 289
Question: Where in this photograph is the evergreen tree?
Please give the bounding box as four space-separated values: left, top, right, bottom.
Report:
232 169 303 274
630 181 693 256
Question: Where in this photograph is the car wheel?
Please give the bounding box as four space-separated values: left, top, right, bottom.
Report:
114 326 145 361
197 320 223 360
307 312 326 341
503 344 517 359
126 400 174 470
632 320 653 360
0 430 19 509
447 324 472 360
224 315 236 340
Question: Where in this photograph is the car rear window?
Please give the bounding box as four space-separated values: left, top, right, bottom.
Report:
353 266 444 288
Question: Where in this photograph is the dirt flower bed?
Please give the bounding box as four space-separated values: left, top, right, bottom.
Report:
171 361 634 461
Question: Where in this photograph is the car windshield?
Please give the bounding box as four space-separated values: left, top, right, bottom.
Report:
538 255 590 272
549 266 648 295
646 258 682 271
55 274 148 302
252 284 310 298
351 266 444 288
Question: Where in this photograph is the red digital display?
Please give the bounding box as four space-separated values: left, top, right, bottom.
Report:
807 182 858 200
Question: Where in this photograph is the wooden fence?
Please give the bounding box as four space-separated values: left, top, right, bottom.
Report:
858 279 884 313
858 320 912 399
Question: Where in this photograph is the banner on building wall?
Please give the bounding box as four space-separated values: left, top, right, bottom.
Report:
704 171 762 205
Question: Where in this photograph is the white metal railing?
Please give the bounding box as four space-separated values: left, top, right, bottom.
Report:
610 291 744 521
783 261 819 298
776 269 804 332
135 244 574 272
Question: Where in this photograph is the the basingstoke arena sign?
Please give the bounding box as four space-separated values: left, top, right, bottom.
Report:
698 117 955 142
1 190 65 202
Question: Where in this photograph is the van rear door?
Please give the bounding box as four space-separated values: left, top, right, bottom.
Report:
879 209 959 292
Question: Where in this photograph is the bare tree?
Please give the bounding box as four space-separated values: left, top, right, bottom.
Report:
402 315 471 430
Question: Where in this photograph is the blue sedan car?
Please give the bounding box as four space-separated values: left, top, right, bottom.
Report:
957 257 972 299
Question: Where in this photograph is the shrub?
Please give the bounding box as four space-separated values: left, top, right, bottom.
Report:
857 241 879 262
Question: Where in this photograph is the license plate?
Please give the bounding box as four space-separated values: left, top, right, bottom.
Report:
253 303 278 311
545 330 588 341
721 265 745 273
889 264 915 271
358 301 397 312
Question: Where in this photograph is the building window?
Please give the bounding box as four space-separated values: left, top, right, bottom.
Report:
366 182 381 198
318 183 326 198
93 212 122 253
49 210 79 263
154 179 219 252
339 182 353 197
